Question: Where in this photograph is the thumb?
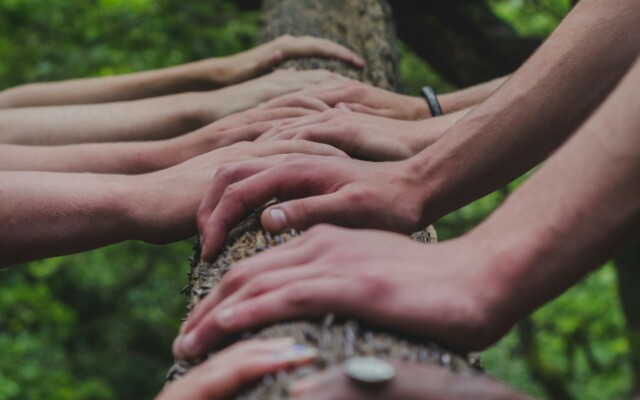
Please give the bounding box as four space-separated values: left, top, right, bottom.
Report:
261 193 345 232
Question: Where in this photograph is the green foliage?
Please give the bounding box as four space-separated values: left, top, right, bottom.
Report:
0 1 631 399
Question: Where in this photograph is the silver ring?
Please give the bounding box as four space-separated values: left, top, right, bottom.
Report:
345 357 395 385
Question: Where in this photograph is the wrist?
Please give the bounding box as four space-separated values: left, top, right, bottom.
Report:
464 213 559 326
122 173 174 244
407 95 431 120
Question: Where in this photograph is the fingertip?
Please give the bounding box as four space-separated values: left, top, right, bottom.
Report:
271 49 284 64
352 55 366 68
262 207 289 232
335 102 350 111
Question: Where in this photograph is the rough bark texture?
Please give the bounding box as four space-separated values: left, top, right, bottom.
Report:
166 1 477 398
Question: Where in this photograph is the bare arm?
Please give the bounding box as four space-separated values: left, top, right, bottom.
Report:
471 56 640 323
0 106 316 173
180 57 640 359
0 69 343 145
411 0 640 224
284 76 507 120
0 35 364 109
438 75 508 114
0 140 344 269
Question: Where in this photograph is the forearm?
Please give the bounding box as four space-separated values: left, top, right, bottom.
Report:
0 58 227 109
439 75 508 114
0 137 201 173
0 172 138 267
470 57 640 322
0 92 208 145
411 0 640 222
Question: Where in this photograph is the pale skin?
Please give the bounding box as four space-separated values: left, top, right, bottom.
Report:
194 0 640 260
288 362 530 400
156 338 318 400
0 140 345 268
156 339 528 400
263 74 507 120
256 105 471 160
0 106 320 173
173 54 640 364
0 35 365 109
0 69 347 145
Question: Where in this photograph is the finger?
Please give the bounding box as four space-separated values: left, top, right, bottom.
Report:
212 278 357 339
303 83 360 106
257 114 329 142
336 102 385 117
199 158 341 259
250 140 348 159
176 267 328 359
259 93 332 112
250 107 319 123
281 36 365 68
180 239 314 336
261 191 367 233
162 338 317 400
179 278 354 357
197 158 282 258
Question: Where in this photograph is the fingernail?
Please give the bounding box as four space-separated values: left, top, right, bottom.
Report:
218 308 234 328
179 331 198 358
289 375 319 397
268 208 288 231
275 344 318 362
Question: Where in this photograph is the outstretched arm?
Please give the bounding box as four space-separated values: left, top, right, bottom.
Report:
0 35 363 109
0 140 344 268
0 69 343 145
269 75 507 121
0 106 316 173
412 0 640 223
177 56 640 359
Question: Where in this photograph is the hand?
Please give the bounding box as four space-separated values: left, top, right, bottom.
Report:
219 35 365 85
174 226 512 359
170 105 322 162
257 107 437 160
196 153 427 260
206 69 348 120
262 80 430 120
129 140 347 245
289 361 531 400
156 338 317 400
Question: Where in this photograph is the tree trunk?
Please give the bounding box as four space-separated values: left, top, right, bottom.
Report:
166 1 475 398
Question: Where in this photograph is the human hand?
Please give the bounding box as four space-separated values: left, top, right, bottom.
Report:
172 105 322 160
219 35 365 85
196 153 428 260
129 140 347 245
262 80 429 120
289 360 531 400
257 107 437 160
208 69 347 120
174 226 513 359
156 338 317 400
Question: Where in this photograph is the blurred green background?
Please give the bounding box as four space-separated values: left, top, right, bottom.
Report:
0 0 632 399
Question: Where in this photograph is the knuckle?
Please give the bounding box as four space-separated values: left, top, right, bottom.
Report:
245 278 272 297
343 187 369 206
214 164 237 182
356 273 390 297
284 285 314 307
222 269 249 292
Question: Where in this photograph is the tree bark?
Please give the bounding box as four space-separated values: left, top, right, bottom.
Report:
166 1 476 398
